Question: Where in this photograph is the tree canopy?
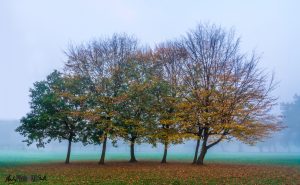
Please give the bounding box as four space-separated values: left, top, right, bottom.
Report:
16 70 95 163
17 24 282 165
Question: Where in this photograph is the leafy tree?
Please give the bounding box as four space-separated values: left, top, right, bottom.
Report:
114 51 155 162
180 24 282 165
16 71 93 164
64 33 138 164
147 79 185 163
152 42 189 163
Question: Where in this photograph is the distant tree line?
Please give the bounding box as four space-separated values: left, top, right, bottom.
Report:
279 95 300 151
16 24 282 165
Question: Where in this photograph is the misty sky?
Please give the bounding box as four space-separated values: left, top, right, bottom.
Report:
0 0 299 120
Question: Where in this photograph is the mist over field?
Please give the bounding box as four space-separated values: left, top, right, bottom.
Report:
1 119 299 167
1 119 299 153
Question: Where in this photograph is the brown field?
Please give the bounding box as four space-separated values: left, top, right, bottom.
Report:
1 161 300 184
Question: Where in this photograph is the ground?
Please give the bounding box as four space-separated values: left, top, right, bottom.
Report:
0 161 299 184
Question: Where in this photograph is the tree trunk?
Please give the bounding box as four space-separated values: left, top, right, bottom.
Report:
65 136 72 164
98 134 107 165
197 144 207 165
161 142 168 163
193 137 201 164
129 138 137 163
197 130 208 165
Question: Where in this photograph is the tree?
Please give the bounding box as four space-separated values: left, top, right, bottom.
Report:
16 71 92 164
280 95 300 150
152 42 189 163
64 33 139 164
114 50 155 162
180 24 282 165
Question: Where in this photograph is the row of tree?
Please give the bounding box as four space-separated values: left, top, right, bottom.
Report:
16 24 282 165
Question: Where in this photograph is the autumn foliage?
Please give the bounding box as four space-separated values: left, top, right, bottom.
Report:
16 24 282 165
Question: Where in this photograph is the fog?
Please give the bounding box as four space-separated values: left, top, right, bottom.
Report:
1 120 299 156
1 0 300 156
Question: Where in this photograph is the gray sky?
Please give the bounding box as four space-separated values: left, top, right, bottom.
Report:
0 0 299 120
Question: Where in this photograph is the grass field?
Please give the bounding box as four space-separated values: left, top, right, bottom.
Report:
0 152 299 184
0 161 299 184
